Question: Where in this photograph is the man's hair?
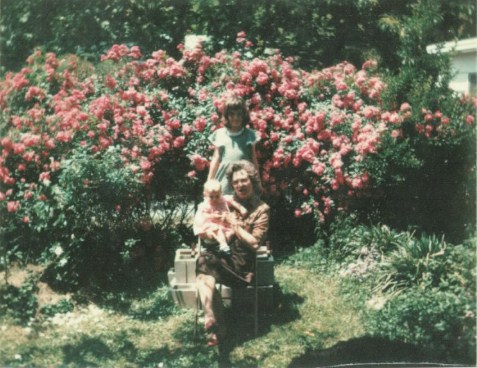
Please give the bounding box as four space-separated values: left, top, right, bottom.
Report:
222 95 250 126
203 179 222 193
226 160 260 193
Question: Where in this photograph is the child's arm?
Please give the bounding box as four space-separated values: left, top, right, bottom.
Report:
207 148 220 180
224 195 247 217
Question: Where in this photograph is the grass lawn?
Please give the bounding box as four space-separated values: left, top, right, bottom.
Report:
0 251 372 368
0 246 464 367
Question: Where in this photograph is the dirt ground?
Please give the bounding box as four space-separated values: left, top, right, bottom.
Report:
2 264 69 308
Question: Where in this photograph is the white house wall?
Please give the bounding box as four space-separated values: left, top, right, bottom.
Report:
427 37 477 94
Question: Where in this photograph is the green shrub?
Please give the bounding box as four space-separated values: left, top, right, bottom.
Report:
0 278 38 325
368 288 476 364
377 235 476 293
128 285 179 321
366 236 476 364
36 146 146 289
0 37 475 290
326 220 476 364
39 298 74 317
326 215 407 263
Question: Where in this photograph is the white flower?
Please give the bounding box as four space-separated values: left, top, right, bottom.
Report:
54 245 64 256
366 295 386 310
14 354 22 360
465 310 475 319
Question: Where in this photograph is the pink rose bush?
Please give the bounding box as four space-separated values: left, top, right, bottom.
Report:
0 32 475 283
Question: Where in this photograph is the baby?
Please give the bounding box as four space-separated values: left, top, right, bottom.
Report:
193 179 247 253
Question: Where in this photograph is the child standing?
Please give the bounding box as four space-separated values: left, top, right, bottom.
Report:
208 95 261 194
193 179 247 253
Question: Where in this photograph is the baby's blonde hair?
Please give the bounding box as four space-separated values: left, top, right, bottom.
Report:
204 179 222 194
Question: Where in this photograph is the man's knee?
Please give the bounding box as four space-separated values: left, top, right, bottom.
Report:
197 273 214 286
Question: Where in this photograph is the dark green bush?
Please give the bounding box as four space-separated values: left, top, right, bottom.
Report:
39 298 74 317
376 235 476 293
367 236 476 364
323 219 476 364
0 278 38 324
1 0 475 73
369 288 476 364
36 146 192 289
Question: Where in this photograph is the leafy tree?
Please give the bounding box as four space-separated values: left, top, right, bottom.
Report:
1 0 475 73
0 0 193 72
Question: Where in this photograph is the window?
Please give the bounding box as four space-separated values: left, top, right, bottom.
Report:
469 72 476 95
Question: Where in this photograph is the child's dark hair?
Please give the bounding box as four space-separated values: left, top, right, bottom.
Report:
222 96 250 126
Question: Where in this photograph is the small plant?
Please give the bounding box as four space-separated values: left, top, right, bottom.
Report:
377 233 456 293
39 298 74 317
0 277 38 325
128 285 179 321
326 215 407 264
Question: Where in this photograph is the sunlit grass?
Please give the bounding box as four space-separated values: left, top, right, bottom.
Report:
228 265 365 367
1 257 368 367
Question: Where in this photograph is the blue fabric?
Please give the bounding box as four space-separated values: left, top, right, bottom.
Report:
209 127 259 194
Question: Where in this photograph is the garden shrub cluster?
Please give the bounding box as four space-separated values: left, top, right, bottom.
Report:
299 216 476 364
0 277 38 324
371 235 477 364
0 33 475 289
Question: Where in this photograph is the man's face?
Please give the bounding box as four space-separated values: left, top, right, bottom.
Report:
231 169 253 200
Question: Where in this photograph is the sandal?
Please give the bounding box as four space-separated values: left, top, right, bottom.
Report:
207 333 219 347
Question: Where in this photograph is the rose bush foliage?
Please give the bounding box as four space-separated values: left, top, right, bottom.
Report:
0 33 475 286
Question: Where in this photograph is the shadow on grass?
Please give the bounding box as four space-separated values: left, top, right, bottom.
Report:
60 326 217 368
215 284 305 367
69 268 178 320
271 283 304 325
287 335 466 368
62 336 115 366
161 283 305 367
56 282 304 367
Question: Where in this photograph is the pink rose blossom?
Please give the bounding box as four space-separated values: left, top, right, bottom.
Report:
39 171 50 183
190 154 208 171
173 136 185 148
256 72 269 86
193 117 207 132
7 201 19 213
